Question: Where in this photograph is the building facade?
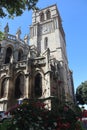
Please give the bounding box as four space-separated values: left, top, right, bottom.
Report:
0 4 74 111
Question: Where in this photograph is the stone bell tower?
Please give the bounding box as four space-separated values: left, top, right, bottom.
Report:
29 4 74 102
30 4 67 61
0 5 75 111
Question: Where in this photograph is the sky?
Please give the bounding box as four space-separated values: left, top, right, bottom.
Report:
0 0 87 92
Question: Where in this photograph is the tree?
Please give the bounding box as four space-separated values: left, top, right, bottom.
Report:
76 81 87 105
0 98 82 130
0 0 38 18
0 0 39 40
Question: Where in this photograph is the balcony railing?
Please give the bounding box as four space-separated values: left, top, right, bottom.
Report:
34 58 46 66
7 34 16 41
15 60 27 69
0 64 10 71
6 34 24 44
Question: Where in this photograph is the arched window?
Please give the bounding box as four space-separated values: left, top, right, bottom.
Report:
14 74 24 99
46 10 51 20
40 12 44 22
34 73 42 97
5 47 12 64
44 37 48 50
1 78 7 98
18 50 23 61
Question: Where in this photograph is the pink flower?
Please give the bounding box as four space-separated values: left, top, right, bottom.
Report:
56 128 61 130
62 122 70 128
64 106 68 112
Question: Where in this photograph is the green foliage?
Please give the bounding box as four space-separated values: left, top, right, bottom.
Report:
0 119 12 130
0 0 39 18
76 121 86 130
76 81 87 105
0 31 5 41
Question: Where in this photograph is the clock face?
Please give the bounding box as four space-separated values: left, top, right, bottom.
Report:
42 25 49 34
43 27 47 32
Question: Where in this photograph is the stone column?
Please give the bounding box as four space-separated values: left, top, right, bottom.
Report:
4 23 9 38
0 77 10 111
45 49 51 97
24 35 29 44
24 74 29 98
8 76 16 108
4 77 9 98
16 28 21 40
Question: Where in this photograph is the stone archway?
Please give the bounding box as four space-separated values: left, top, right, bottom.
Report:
14 74 24 99
5 47 12 64
34 73 42 98
18 49 23 61
1 78 7 98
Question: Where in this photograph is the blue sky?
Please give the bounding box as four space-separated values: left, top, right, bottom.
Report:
0 0 87 91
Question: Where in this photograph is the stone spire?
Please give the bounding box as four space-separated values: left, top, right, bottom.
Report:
24 35 29 44
16 28 21 39
4 23 9 34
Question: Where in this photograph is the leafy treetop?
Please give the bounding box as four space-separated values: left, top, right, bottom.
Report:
0 0 38 18
76 81 87 105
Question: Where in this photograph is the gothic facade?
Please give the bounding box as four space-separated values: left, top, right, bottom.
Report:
0 4 74 111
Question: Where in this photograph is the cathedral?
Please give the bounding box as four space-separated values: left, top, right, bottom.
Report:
0 4 75 111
